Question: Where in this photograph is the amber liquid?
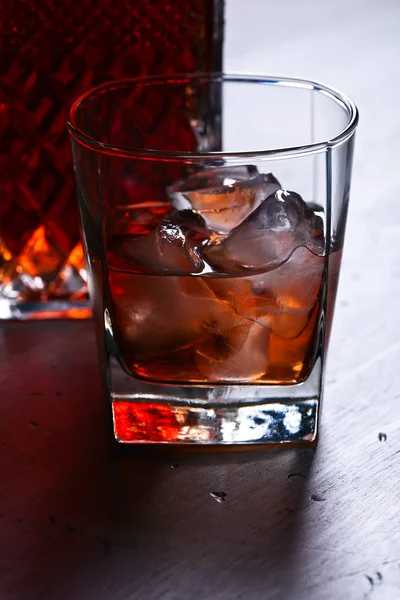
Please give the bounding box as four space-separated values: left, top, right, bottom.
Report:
0 0 221 309
108 247 325 386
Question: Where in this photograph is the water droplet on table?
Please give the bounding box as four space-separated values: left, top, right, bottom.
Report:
288 472 306 481
310 493 325 502
210 491 227 503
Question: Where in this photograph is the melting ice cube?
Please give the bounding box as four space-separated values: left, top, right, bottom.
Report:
116 209 210 274
204 189 324 274
167 166 281 233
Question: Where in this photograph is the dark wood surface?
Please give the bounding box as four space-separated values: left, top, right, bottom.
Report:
2 1 400 598
1 318 399 600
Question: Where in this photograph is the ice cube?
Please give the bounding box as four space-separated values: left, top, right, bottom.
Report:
116 209 209 274
110 271 249 362
195 320 269 382
205 276 259 324
247 247 325 339
167 166 281 233
204 189 324 274
191 276 270 382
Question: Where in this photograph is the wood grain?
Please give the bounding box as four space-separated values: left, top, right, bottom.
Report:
1 1 400 598
1 321 399 600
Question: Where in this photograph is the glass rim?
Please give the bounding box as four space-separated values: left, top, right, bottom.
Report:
68 72 359 162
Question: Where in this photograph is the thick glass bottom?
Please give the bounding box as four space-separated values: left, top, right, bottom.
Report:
108 357 321 445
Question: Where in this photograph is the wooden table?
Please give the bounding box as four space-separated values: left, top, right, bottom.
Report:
1 1 400 598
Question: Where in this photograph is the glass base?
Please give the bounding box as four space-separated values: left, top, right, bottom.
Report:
108 357 321 445
0 298 92 320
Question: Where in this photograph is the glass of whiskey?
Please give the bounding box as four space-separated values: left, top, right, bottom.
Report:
68 74 358 445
